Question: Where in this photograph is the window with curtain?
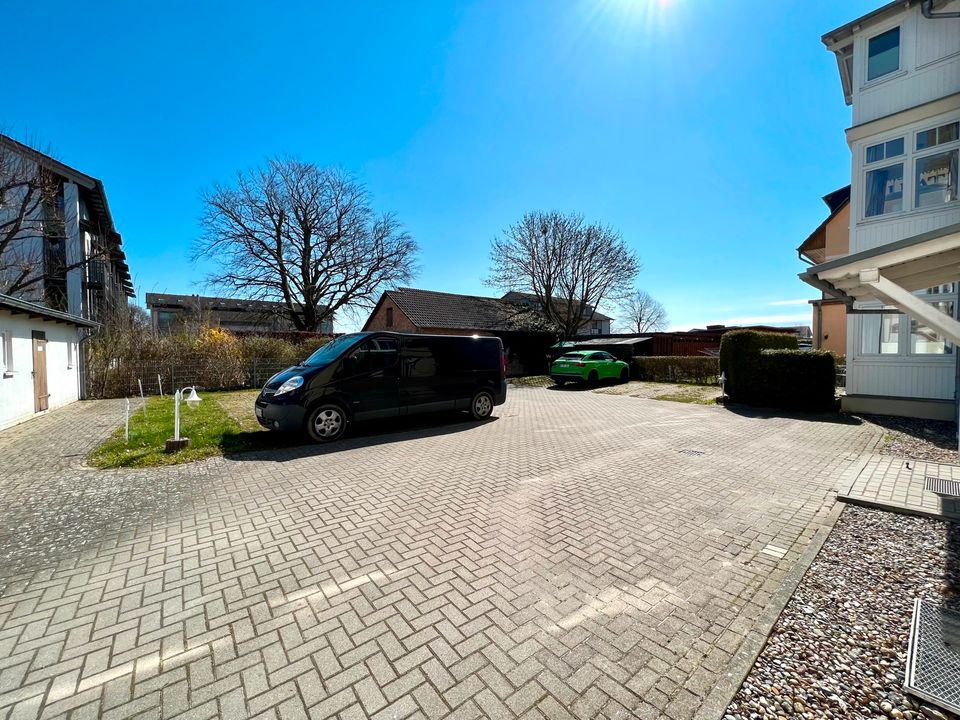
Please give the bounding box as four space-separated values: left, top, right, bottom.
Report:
865 164 904 217
860 313 900 354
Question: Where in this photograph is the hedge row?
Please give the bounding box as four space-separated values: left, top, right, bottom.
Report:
719 330 798 402
719 330 836 411
632 356 719 385
87 327 331 399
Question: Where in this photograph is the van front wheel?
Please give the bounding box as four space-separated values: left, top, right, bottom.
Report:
470 391 494 420
306 403 347 443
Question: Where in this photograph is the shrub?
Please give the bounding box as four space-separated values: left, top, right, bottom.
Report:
757 349 836 412
719 330 798 404
632 356 719 385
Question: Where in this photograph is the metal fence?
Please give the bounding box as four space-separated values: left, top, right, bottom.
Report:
87 358 298 399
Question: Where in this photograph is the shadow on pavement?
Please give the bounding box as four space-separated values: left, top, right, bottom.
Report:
719 401 865 425
221 411 498 462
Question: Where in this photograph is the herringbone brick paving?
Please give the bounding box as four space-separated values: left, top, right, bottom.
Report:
0 389 880 719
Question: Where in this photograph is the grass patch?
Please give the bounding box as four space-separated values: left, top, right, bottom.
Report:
508 375 554 387
653 390 718 405
88 389 283 468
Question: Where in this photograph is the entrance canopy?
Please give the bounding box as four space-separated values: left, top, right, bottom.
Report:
799 222 960 344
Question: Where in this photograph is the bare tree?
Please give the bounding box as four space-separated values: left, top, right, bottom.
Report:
620 289 668 333
0 136 65 299
488 211 640 338
194 159 418 331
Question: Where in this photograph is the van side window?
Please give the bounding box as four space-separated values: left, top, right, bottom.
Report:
349 338 398 374
404 339 438 377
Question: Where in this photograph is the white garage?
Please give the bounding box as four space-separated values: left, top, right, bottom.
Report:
0 293 96 431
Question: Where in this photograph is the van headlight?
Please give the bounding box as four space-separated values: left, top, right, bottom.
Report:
274 376 304 396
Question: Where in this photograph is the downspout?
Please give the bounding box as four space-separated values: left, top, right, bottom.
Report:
921 0 960 18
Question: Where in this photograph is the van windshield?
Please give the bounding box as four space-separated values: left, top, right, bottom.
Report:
302 334 364 367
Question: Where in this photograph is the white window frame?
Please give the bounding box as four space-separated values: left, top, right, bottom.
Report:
1 330 13 376
864 25 902 86
858 114 960 223
908 285 957 356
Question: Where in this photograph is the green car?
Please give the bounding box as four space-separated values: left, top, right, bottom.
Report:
550 350 630 386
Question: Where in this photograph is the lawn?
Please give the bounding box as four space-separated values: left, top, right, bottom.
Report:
88 389 285 468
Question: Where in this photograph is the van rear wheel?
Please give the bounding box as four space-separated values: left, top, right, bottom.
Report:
470 391 494 420
306 403 347 443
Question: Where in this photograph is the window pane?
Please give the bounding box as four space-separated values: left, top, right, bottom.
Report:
915 150 958 208
861 314 900 354
911 301 954 355
867 27 900 81
866 144 884 163
917 129 937 151
939 122 959 145
885 138 904 157
865 164 904 216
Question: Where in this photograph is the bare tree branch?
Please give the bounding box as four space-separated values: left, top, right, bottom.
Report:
619 289 668 333
487 211 640 338
193 159 418 331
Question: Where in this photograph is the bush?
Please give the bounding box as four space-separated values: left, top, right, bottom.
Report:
719 330 798 404
756 349 836 412
632 356 719 385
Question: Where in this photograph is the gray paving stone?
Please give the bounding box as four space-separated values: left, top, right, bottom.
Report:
0 390 880 719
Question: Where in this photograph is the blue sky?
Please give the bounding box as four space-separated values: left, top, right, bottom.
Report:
5 0 879 331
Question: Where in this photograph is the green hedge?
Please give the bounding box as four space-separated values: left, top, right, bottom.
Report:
757 350 837 412
632 356 719 385
719 330 798 404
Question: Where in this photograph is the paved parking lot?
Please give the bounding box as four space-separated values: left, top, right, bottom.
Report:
0 388 880 720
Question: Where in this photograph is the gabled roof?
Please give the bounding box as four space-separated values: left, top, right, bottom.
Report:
499 291 613 322
798 186 851 265
0 293 98 328
373 288 522 331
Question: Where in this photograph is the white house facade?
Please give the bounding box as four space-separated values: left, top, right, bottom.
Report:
802 0 960 420
0 294 96 430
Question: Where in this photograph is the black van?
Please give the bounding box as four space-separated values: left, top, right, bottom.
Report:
255 332 507 442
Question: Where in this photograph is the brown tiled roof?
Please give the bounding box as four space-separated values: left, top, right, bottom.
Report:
499 291 613 322
386 288 520 331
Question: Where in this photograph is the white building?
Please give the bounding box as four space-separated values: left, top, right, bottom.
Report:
802 0 960 420
0 293 96 430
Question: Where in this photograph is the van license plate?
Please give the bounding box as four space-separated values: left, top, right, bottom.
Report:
255 407 263 418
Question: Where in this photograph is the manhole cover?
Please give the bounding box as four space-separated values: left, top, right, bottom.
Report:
905 599 960 714
925 476 960 497
678 449 705 457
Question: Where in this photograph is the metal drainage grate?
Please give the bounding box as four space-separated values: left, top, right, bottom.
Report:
678 449 705 457
904 599 960 715
925 476 960 498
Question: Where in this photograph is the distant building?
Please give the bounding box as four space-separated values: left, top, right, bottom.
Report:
499 291 612 334
145 293 333 334
362 287 582 375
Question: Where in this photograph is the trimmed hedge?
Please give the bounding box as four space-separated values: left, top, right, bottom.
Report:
757 349 836 412
719 330 798 404
632 356 719 385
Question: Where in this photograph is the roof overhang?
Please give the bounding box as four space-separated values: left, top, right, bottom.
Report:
800 222 960 343
0 293 99 328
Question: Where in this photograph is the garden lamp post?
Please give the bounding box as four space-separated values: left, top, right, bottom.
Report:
165 386 201 453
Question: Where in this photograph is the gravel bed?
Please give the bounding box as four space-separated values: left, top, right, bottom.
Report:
859 414 958 464
725 506 960 720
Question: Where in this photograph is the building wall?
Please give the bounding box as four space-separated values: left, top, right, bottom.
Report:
848 2 960 126
364 297 418 332
812 301 848 356
824 203 850 259
0 310 80 430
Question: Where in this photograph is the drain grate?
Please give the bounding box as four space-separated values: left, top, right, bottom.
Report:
904 599 960 715
925 476 960 497
678 449 705 457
